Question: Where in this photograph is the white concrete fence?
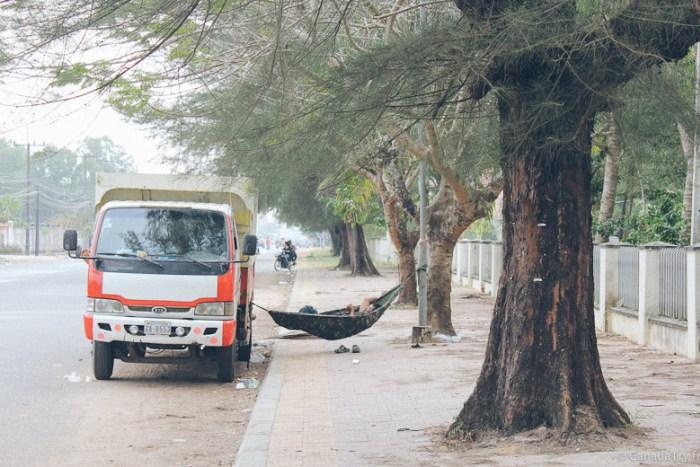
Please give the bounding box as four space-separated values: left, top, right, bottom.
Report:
367 235 700 361
367 237 504 296
595 242 699 361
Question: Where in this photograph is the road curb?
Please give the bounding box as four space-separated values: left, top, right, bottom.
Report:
233 341 284 467
234 268 299 467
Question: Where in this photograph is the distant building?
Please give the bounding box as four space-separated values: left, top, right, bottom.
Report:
0 221 17 248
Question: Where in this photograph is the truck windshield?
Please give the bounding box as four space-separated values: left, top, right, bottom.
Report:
96 207 229 262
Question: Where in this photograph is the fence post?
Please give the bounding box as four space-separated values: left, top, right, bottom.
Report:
597 242 620 333
455 241 463 279
464 241 472 288
687 246 700 361
478 241 488 293
471 241 480 289
491 241 502 298
638 243 664 346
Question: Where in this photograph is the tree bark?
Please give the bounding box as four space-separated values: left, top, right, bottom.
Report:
596 117 621 241
452 94 629 436
337 222 351 269
346 223 379 276
329 223 343 257
427 238 458 335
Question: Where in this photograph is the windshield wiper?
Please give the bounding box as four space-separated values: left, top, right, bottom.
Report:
97 252 164 269
157 254 216 271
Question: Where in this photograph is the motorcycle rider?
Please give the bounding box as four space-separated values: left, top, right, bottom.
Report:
283 240 297 265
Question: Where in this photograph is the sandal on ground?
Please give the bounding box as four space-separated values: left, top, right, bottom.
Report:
351 345 360 353
335 345 350 353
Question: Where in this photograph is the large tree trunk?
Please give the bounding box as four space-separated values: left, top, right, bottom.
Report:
346 223 379 276
596 117 621 242
337 222 351 269
329 223 343 257
425 182 490 336
427 238 458 336
396 243 418 304
452 95 629 436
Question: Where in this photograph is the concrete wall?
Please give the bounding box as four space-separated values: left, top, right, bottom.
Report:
608 308 639 343
366 236 398 266
648 318 688 357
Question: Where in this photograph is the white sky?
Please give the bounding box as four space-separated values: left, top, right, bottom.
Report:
0 87 172 174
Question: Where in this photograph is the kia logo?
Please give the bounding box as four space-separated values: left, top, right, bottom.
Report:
152 306 167 313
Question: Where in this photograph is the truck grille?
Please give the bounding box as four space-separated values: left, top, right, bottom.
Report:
127 306 192 313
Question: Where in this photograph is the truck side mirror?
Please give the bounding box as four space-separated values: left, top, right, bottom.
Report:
242 234 258 256
63 230 78 252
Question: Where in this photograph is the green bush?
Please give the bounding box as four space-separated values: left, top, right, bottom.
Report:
593 189 688 245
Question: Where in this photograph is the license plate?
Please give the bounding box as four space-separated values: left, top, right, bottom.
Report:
144 321 171 335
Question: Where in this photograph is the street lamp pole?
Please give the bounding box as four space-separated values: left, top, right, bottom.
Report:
692 44 700 244
418 161 428 326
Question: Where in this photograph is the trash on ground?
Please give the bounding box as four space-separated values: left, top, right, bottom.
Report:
335 345 350 353
250 351 267 363
352 359 360 364
235 377 259 389
432 333 462 344
63 372 81 383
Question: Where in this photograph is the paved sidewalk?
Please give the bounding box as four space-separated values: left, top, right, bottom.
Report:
236 265 700 466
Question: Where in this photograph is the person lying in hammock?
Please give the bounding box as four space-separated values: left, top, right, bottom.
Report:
297 295 379 316
345 296 379 316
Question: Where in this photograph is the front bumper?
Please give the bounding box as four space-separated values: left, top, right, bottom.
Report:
84 313 235 347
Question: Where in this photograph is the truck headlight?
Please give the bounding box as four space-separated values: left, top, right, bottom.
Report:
87 298 124 314
194 302 233 316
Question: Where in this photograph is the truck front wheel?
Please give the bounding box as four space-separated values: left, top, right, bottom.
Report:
93 341 114 380
216 345 235 382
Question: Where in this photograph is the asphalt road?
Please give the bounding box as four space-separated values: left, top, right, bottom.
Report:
0 257 89 465
0 252 278 467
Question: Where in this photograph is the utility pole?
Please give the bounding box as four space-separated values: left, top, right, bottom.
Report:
412 160 431 346
24 143 31 256
692 43 700 244
34 191 40 256
418 161 428 326
411 5 431 346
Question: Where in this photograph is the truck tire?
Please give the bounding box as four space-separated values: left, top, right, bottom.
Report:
216 345 235 382
93 341 114 380
237 326 252 362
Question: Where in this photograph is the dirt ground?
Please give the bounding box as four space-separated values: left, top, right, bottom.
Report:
55 254 293 467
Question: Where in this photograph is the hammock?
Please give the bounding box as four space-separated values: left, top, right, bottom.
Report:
256 284 403 340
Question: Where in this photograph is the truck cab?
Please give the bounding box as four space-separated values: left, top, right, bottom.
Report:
64 173 258 382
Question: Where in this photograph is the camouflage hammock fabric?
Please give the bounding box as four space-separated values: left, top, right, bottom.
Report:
262 284 403 340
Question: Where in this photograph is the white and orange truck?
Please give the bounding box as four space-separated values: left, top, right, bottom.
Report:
63 173 258 382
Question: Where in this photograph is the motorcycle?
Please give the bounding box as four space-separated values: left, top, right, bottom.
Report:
274 250 296 272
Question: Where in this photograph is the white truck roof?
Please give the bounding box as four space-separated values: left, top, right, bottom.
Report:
99 200 233 216
95 172 257 235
